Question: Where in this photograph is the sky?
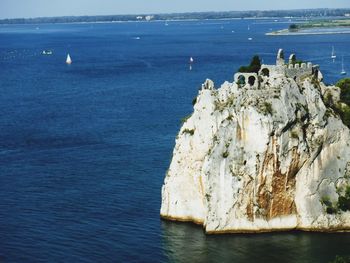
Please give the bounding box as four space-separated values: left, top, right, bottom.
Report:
1 0 350 19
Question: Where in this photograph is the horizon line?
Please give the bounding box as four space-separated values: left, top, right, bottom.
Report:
1 7 350 21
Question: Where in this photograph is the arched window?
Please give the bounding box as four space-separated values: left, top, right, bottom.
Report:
237 75 246 85
261 68 270 77
248 76 256 86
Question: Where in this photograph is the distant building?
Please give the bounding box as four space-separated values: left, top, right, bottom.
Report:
136 16 143 20
345 13 350 17
145 15 154 21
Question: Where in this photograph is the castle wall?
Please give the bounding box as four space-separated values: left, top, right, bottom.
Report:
234 73 259 89
259 65 285 78
285 62 314 80
234 50 319 90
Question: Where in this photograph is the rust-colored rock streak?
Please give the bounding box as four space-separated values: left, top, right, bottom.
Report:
257 140 299 220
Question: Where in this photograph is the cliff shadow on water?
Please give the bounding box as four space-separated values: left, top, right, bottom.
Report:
161 221 350 263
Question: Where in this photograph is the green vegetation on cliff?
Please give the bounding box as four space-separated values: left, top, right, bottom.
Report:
337 78 350 105
329 255 350 263
321 185 350 214
238 55 261 74
335 78 350 128
323 78 350 129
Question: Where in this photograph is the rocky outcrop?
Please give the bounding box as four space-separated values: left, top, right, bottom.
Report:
160 50 350 233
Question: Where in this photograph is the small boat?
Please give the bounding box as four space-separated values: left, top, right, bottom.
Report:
331 46 337 60
42 50 53 55
189 57 194 71
341 56 347 75
248 37 253 41
66 53 72 65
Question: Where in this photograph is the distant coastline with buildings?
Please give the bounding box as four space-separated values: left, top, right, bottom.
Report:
1 8 350 24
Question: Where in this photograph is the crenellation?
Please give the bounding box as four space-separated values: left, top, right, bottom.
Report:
275 49 317 81
276 48 285 66
289 54 296 64
236 49 319 88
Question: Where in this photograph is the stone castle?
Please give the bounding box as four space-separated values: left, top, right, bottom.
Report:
234 49 321 89
161 48 350 233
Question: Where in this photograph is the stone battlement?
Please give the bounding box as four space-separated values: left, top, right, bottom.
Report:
234 49 321 88
277 49 319 80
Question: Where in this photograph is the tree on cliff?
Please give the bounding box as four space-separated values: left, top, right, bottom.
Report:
326 78 350 128
238 55 261 74
336 78 350 105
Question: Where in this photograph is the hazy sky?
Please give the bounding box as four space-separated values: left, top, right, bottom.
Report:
1 0 350 19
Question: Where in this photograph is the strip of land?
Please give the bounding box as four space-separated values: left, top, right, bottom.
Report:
267 19 350 35
1 8 350 24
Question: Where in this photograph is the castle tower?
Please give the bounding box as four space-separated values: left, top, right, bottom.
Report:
289 54 296 64
276 49 285 66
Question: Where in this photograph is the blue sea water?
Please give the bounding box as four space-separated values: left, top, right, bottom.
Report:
0 19 350 263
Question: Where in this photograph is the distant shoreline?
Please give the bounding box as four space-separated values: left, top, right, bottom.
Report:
267 18 350 36
266 28 350 36
0 17 294 26
0 16 348 27
1 8 350 25
0 17 270 27
0 17 312 26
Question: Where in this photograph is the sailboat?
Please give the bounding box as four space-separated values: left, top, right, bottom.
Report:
66 53 72 65
331 46 336 60
340 56 347 75
189 57 194 71
42 50 53 55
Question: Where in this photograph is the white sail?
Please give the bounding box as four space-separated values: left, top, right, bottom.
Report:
331 46 336 59
66 54 72 64
190 57 194 63
341 56 346 75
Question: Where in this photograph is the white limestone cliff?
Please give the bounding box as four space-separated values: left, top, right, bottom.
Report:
160 50 350 233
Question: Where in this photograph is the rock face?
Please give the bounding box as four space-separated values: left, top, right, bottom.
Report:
160 49 350 233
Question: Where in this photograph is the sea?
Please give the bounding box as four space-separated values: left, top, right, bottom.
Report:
0 18 350 263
